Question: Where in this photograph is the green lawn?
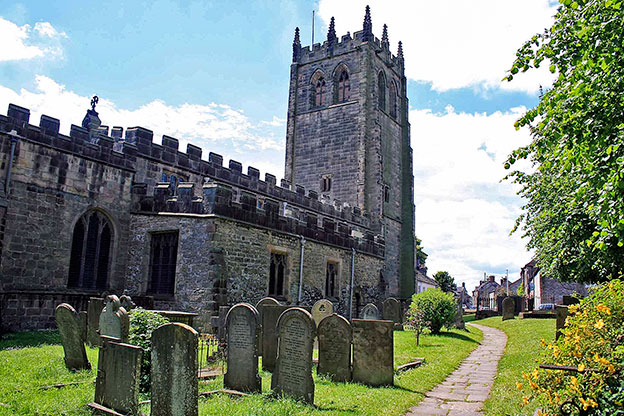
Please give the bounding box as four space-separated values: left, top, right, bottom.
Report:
474 316 555 416
0 326 482 416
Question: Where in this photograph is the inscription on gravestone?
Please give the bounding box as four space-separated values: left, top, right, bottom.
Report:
361 303 380 320
352 319 394 386
55 303 91 371
318 313 352 382
224 303 261 393
271 308 316 404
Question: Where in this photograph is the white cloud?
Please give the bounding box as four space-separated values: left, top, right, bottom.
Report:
411 106 534 290
0 75 286 179
317 0 557 93
0 17 66 61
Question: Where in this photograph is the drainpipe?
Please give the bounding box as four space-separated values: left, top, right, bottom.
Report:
5 132 19 195
297 235 305 304
348 248 355 320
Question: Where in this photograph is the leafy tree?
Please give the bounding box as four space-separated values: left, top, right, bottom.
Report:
415 236 428 267
407 289 457 334
504 0 624 283
433 270 456 293
128 308 170 392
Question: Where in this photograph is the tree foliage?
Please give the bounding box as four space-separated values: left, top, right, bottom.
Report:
505 0 624 283
415 236 428 267
407 288 457 334
433 270 456 293
128 308 170 392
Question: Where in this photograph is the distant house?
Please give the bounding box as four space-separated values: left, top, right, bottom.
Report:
472 275 500 309
520 259 587 309
454 282 471 308
415 269 439 293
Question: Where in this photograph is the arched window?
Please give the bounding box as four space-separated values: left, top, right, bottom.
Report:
377 72 386 111
68 210 113 290
337 71 350 102
389 81 398 119
315 77 326 107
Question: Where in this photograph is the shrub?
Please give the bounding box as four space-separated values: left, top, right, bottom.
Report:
128 308 170 393
407 288 456 334
519 279 624 415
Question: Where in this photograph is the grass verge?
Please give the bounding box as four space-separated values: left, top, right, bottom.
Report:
475 316 554 416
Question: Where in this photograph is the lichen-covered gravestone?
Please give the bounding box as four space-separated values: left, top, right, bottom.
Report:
261 305 290 371
55 303 91 371
555 305 569 341
120 295 135 311
255 297 280 356
502 297 515 321
87 297 105 347
455 300 465 330
271 308 316 404
318 313 352 382
90 337 142 416
224 303 261 393
382 297 402 329
352 319 394 386
361 303 381 320
311 299 334 328
151 323 199 416
99 295 129 342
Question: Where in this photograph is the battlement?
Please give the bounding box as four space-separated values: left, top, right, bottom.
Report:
132 180 385 257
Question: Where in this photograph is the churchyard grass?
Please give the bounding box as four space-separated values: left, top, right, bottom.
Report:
0 326 482 415
475 316 554 416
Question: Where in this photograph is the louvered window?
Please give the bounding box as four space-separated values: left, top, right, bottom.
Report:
148 231 179 295
68 211 112 290
338 71 350 102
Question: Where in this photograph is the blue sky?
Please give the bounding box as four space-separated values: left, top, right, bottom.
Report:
0 0 560 291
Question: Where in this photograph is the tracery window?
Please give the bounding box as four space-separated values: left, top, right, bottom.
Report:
68 210 113 290
147 231 179 295
378 72 386 111
389 81 398 119
337 71 350 103
326 262 338 298
269 252 286 297
315 77 326 107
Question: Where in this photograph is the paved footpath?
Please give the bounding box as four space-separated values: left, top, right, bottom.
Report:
406 323 507 416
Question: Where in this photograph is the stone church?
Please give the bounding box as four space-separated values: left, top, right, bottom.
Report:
0 6 415 332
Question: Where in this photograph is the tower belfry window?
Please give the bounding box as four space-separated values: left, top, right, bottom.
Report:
378 72 386 111
338 71 350 102
315 78 326 107
389 81 398 119
321 174 332 192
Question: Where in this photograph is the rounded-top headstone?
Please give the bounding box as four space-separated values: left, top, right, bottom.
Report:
55 303 91 371
361 303 381 320
317 313 352 382
382 297 401 324
311 299 334 327
256 297 280 356
99 295 129 342
502 297 515 321
224 303 261 393
256 297 280 308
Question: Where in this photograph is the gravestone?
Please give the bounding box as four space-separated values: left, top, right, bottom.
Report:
120 295 136 311
87 297 105 347
555 305 569 341
210 305 231 344
256 297 280 355
562 296 580 306
91 337 142 415
361 303 381 320
79 311 88 343
352 319 394 386
382 297 402 329
151 323 199 416
99 295 129 342
502 297 515 321
455 300 465 330
317 313 352 382
224 303 261 393
271 308 316 404
55 303 91 371
261 305 290 371
311 299 334 328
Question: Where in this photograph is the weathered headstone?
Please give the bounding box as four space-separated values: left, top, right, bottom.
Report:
99 295 129 342
361 303 381 320
382 297 402 329
87 297 105 347
455 300 465 330
224 303 261 393
55 303 91 371
555 305 569 341
120 295 136 311
502 297 515 321
79 311 88 343
151 323 199 416
352 319 394 386
91 337 142 416
311 299 334 328
256 297 280 356
317 314 352 382
271 308 316 404
261 305 290 371
210 305 231 344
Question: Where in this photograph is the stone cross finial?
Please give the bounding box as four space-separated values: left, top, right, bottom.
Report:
292 27 301 62
327 17 337 45
362 5 373 42
91 95 99 111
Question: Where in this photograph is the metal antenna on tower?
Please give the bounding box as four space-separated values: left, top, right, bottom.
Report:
312 10 315 45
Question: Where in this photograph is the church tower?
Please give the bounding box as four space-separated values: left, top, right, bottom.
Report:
285 7 416 299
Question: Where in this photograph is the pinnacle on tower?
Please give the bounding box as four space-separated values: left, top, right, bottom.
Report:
327 17 338 45
362 5 373 42
381 24 389 49
292 27 301 62
397 40 404 63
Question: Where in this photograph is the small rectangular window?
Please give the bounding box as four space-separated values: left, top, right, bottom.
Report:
326 262 338 298
269 252 287 297
148 231 179 295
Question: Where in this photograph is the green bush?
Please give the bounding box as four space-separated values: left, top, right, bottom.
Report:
407 289 457 334
128 308 170 393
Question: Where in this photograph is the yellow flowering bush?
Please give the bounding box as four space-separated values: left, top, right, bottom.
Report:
520 279 624 415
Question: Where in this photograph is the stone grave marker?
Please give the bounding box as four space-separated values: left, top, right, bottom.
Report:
120 295 136 311
502 297 515 321
317 313 352 382
99 295 129 342
87 297 105 347
151 323 199 416
55 303 91 371
261 305 290 371
455 300 465 330
91 336 142 416
79 311 88 343
352 319 394 386
224 303 261 393
271 307 316 404
255 297 280 355
311 299 334 328
555 305 569 341
382 297 402 329
361 303 380 320
210 305 231 344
